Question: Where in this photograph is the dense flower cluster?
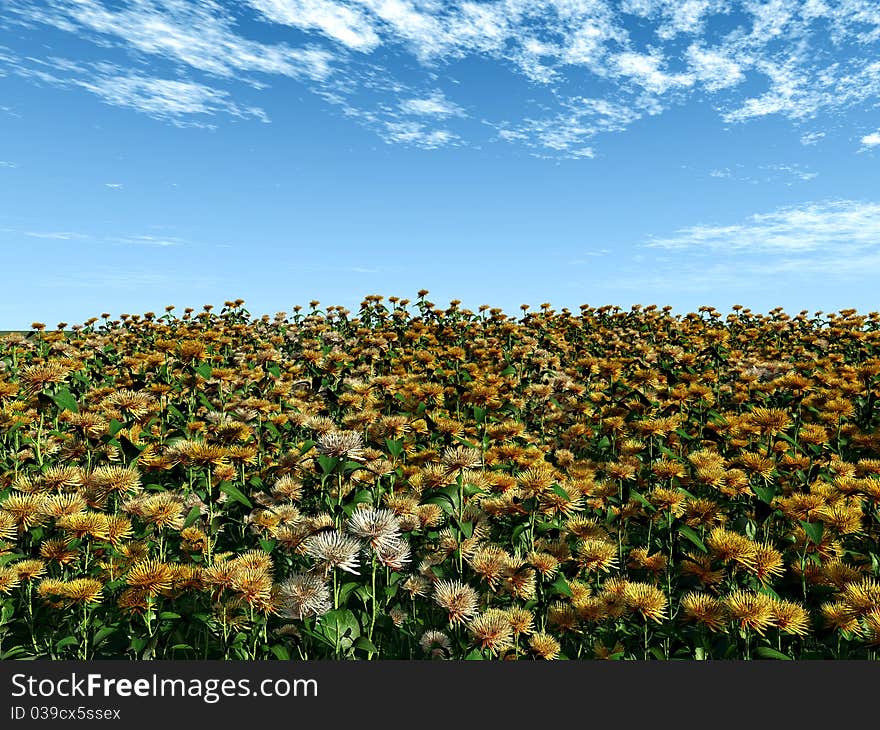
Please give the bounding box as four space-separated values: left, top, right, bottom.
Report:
1 295 880 660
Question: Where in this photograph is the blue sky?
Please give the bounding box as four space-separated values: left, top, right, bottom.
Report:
1 0 879 327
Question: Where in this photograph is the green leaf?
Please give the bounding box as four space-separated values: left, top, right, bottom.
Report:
93 626 117 647
183 505 201 528
385 438 404 459
317 455 340 475
630 490 656 512
108 418 125 436
551 483 571 500
456 519 473 538
195 363 213 379
744 519 758 541
706 409 727 424
1 603 14 624
218 482 253 509
453 436 480 450
55 636 79 650
259 538 276 553
751 484 777 504
464 649 484 660
351 489 373 506
270 645 290 661
678 525 708 553
0 647 31 660
50 387 79 413
318 609 360 651
118 435 142 462
0 553 23 567
755 646 792 660
551 575 573 597
424 494 455 515
758 585 783 602
354 637 378 654
776 431 799 448
337 581 359 605
799 520 824 544
159 612 181 620
500 365 516 377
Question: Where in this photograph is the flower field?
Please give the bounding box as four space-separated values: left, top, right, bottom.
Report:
1 294 880 660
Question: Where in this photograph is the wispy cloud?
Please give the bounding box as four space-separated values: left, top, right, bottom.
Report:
6 226 188 247
381 121 458 148
38 268 217 290
79 73 270 125
108 234 185 247
0 160 18 168
707 163 818 186
247 0 381 53
647 200 880 254
3 53 271 126
568 249 610 265
399 91 466 119
5 0 332 81
24 231 89 240
800 131 825 146
3 1 880 155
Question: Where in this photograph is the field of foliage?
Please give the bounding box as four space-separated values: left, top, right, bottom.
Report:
1 294 880 660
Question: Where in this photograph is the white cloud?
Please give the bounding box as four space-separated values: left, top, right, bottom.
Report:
6 226 189 247
760 163 818 184
399 91 466 118
104 182 124 189
108 235 185 246
626 198 880 296
647 200 880 253
6 55 270 125
24 231 88 240
7 0 332 81
4 0 880 156
687 45 744 91
78 72 268 124
247 0 380 52
0 161 18 168
862 131 880 147
39 268 217 290
382 121 458 148
613 51 694 94
800 130 825 145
